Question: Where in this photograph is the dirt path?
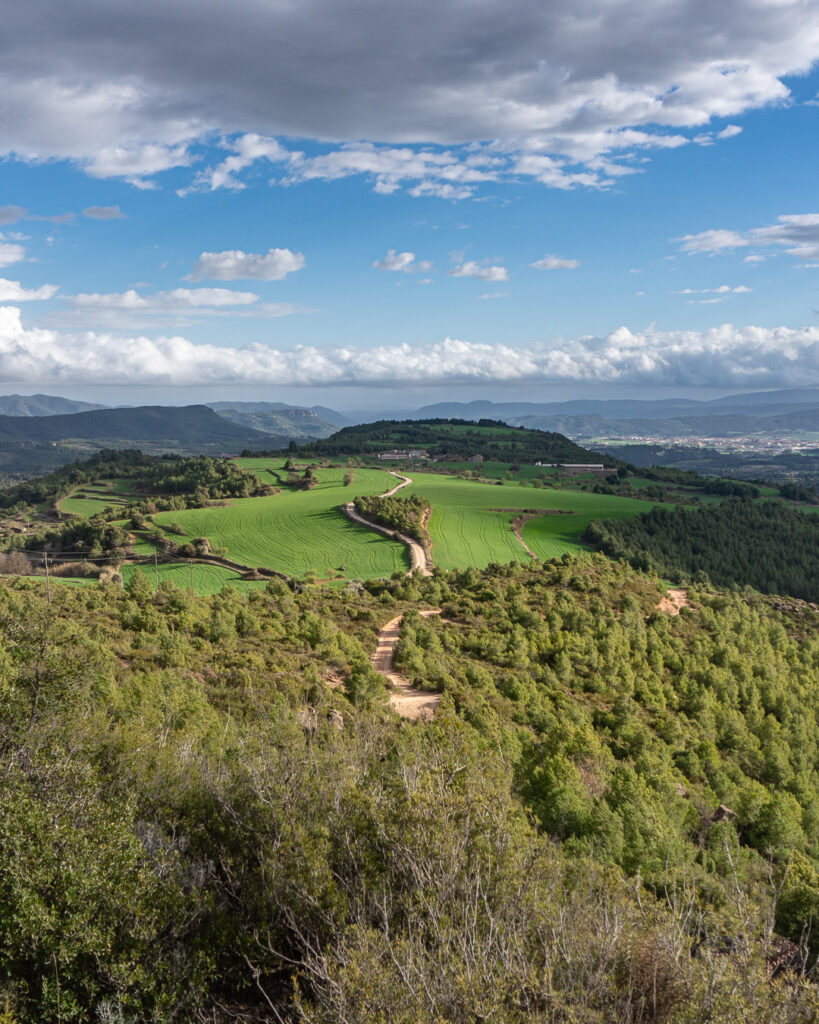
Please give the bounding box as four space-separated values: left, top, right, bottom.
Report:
373 610 442 720
340 470 433 576
657 588 689 615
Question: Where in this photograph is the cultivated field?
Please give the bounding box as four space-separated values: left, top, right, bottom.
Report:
400 472 666 569
154 464 408 580
58 478 140 517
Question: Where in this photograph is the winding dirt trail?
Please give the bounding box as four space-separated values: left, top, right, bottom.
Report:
340 471 433 576
373 610 442 720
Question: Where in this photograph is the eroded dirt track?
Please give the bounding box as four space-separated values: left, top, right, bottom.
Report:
373 610 442 720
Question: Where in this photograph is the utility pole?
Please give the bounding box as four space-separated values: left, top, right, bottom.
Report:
43 552 51 605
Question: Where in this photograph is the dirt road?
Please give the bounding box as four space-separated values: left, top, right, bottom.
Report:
340 470 433 576
372 609 442 720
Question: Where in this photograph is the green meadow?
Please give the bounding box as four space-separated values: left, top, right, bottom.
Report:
155 464 408 580
400 472 667 569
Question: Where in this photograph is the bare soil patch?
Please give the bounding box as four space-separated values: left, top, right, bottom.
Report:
657 588 690 615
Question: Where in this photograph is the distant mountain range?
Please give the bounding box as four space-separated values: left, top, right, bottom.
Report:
205 401 343 439
0 405 275 446
410 389 819 423
405 391 819 440
0 394 106 417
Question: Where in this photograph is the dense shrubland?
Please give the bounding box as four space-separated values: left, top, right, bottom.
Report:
583 498 819 601
0 557 817 1020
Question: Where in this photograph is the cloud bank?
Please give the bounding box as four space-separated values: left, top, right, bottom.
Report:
0 1 816 190
1 307 817 388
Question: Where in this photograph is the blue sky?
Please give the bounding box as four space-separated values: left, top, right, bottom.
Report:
2 0 819 411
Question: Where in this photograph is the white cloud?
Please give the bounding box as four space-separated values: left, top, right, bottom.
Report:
743 253 765 263
82 205 125 219
717 124 743 139
373 250 416 272
676 229 750 254
0 243 26 268
49 286 306 330
2 309 819 389
450 261 509 282
0 278 58 301
530 254 580 270
0 206 26 226
672 285 751 295
477 291 508 300
189 248 305 281
0 1 815 189
71 287 261 310
677 214 819 261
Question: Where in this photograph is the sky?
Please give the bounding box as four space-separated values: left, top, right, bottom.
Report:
2 0 819 412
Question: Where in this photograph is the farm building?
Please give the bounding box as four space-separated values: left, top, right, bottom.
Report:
376 449 430 460
535 462 608 474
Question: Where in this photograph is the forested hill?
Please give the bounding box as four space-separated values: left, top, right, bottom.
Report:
0 405 274 446
300 417 613 463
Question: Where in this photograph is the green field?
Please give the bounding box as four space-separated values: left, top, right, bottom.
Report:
401 472 667 569
58 478 140 517
155 465 408 580
121 562 270 595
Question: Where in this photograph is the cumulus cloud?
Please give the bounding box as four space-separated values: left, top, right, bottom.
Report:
0 243 26 268
531 254 580 270
450 261 509 282
0 1 815 189
3 307 816 389
373 250 416 272
677 214 819 261
0 278 58 301
189 248 305 281
717 124 743 139
82 205 125 219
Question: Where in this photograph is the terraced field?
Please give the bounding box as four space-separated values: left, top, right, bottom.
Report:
58 478 140 517
401 473 666 569
155 465 407 579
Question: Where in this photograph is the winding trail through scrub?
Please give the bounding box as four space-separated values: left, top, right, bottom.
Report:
372 610 442 720
340 471 433 576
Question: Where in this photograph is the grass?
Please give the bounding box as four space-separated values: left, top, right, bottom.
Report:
155 466 408 580
121 562 270 595
400 473 669 569
57 477 140 517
